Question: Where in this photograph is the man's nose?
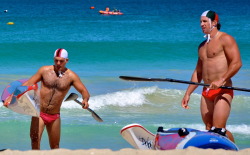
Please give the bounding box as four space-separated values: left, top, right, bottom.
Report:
56 61 61 65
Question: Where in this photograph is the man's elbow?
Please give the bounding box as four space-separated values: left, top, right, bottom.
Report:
237 60 242 70
81 89 90 99
233 61 242 74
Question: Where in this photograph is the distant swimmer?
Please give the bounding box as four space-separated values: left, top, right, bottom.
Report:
4 10 8 13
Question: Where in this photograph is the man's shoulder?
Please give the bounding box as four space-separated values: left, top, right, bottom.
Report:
67 69 77 76
219 32 235 44
40 65 52 69
219 31 234 39
198 40 206 48
39 65 53 71
66 69 81 80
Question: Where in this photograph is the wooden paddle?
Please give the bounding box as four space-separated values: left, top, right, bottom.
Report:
64 93 103 122
119 76 250 92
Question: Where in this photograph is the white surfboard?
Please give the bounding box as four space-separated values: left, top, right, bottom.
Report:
8 90 40 117
120 123 156 150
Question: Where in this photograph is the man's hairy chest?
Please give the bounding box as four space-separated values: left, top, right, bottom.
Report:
42 70 72 91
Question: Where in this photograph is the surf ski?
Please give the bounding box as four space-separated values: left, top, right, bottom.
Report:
120 123 239 151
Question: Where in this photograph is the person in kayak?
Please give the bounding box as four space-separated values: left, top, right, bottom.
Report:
181 10 242 142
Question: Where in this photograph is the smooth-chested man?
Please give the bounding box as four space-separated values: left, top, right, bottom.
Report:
23 48 90 149
181 10 242 142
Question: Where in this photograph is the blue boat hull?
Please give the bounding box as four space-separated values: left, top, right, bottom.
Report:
155 127 239 151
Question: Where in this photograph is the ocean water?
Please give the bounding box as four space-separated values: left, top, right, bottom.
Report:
0 0 250 151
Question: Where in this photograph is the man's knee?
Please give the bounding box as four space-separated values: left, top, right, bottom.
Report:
30 132 39 142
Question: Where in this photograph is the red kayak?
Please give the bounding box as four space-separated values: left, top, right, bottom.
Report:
99 10 123 15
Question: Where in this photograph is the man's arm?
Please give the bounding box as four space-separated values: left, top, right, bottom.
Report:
72 72 90 109
210 34 242 88
222 34 242 80
181 57 203 109
22 67 44 86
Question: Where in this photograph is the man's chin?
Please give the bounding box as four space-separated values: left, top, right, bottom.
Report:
203 31 209 34
55 66 61 70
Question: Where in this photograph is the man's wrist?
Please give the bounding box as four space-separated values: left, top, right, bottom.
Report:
221 78 225 83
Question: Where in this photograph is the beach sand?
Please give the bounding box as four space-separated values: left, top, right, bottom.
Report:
1 147 249 155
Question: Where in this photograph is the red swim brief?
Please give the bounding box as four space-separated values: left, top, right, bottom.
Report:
202 87 234 102
40 112 60 125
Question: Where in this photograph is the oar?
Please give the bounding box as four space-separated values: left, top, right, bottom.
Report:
64 93 103 122
119 76 250 92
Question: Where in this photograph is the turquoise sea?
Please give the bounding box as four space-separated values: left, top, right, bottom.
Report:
0 0 250 151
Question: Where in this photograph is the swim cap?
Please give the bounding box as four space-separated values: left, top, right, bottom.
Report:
201 10 220 42
54 48 68 59
201 10 219 23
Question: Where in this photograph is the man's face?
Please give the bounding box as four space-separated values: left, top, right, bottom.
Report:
200 16 210 34
54 57 68 70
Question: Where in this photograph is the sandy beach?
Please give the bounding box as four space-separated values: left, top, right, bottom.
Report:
1 147 250 155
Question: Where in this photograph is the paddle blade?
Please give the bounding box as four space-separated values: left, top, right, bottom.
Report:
64 93 78 102
87 108 103 122
65 93 104 122
119 76 152 81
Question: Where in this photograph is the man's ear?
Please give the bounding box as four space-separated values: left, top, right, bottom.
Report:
213 20 218 27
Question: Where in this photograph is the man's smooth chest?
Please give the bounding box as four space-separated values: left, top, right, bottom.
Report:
199 40 224 59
